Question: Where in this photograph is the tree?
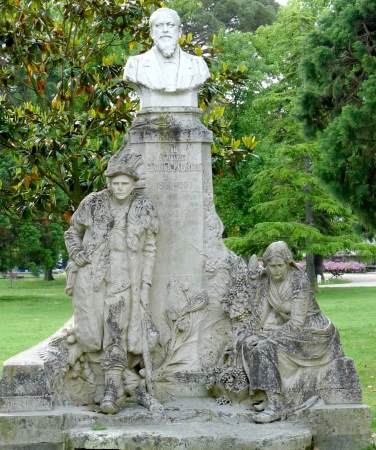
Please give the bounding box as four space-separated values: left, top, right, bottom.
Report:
0 215 17 273
299 0 376 229
0 0 164 216
167 0 280 43
16 220 66 280
0 0 251 219
0 213 66 279
213 0 376 285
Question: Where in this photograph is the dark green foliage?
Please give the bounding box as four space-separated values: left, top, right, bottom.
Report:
17 220 66 277
214 1 372 264
167 0 280 43
0 0 164 214
0 215 17 272
0 0 252 219
214 165 254 237
299 0 376 228
0 215 66 277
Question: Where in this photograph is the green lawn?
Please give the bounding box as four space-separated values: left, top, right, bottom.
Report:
0 278 375 431
321 277 351 285
317 287 376 430
0 276 73 368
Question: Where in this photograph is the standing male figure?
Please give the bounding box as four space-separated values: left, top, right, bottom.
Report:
124 7 210 95
65 153 159 414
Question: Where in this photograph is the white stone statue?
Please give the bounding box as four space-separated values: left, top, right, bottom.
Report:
64 152 159 414
214 241 362 423
124 7 210 108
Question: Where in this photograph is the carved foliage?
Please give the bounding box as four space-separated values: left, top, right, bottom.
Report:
154 281 209 382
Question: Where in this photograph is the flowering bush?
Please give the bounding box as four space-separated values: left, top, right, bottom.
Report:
324 261 366 274
296 260 366 274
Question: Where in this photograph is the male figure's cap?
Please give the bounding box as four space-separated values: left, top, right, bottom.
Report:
104 153 140 181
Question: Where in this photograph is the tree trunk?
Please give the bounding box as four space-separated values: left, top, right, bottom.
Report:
305 253 317 290
314 254 325 282
44 267 54 281
304 156 317 290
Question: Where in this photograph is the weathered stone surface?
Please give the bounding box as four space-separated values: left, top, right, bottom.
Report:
0 399 370 450
291 403 371 450
0 445 63 450
214 241 363 423
65 422 312 450
63 160 160 413
0 410 65 448
125 107 233 393
0 331 66 411
0 395 52 412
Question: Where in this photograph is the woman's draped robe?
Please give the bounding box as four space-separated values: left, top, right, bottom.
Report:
241 268 345 409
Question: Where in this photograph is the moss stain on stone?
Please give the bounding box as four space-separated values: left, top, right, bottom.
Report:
0 419 16 442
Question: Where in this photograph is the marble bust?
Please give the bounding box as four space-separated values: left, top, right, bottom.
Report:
124 8 210 108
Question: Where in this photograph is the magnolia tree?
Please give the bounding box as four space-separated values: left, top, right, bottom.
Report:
0 0 254 221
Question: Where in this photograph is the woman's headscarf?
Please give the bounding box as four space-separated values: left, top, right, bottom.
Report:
262 241 299 269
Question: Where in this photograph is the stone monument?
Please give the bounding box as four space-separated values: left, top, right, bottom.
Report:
0 7 371 450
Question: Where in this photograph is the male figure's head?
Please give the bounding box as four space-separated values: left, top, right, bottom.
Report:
149 8 181 58
108 174 136 201
105 155 140 202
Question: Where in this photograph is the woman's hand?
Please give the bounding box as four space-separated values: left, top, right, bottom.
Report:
236 334 259 350
243 335 260 347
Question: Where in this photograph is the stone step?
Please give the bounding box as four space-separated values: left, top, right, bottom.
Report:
0 400 370 450
66 422 313 450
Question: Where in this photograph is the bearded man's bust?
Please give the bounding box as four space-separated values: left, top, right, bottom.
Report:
124 8 210 108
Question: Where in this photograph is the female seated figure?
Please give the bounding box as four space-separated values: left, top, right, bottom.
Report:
238 241 360 423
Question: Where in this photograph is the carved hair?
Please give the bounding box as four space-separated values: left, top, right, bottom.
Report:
262 241 294 265
149 8 181 29
104 151 142 181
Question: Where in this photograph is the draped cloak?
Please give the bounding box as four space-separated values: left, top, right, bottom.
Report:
64 189 158 359
241 268 344 407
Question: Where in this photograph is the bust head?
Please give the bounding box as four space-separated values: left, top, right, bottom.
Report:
149 8 181 58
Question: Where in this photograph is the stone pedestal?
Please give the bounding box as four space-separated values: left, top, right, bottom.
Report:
122 107 232 396
128 107 212 340
0 399 371 450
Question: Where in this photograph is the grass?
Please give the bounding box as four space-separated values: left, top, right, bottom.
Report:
0 278 375 431
321 277 351 285
316 287 376 430
0 276 72 370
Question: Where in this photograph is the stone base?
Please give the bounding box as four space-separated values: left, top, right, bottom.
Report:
66 422 312 450
0 398 371 450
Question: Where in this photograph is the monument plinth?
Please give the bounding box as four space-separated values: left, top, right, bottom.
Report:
124 106 232 387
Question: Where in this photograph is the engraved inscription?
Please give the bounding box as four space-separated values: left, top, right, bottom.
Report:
146 152 200 173
158 181 193 192
0 395 52 412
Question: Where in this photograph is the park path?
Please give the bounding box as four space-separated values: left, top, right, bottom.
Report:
319 272 376 288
